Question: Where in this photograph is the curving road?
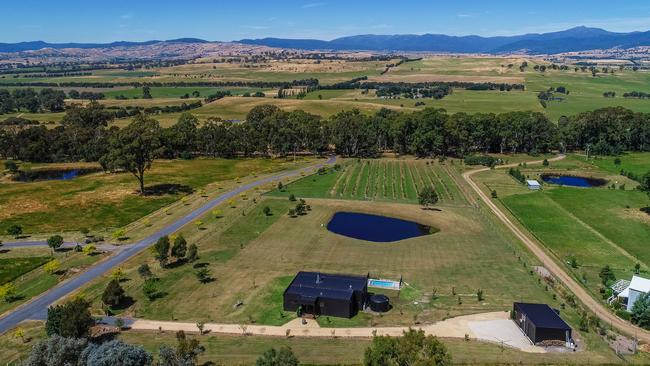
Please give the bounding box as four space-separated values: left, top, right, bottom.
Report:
462 155 650 343
0 156 335 334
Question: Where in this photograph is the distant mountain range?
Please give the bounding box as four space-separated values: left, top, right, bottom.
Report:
2 27 650 54
239 27 650 54
0 38 210 53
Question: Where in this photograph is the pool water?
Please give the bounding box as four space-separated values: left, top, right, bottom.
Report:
326 211 434 242
369 280 394 287
540 174 607 188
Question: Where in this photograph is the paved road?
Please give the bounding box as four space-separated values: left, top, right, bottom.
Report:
462 155 650 343
0 156 335 334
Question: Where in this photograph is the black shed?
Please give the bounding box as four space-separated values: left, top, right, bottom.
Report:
283 272 368 318
513 302 572 344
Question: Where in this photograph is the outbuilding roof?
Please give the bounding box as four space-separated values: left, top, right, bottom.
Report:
526 180 541 186
514 302 571 330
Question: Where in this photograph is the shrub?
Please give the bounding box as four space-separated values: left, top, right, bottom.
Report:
7 224 23 238
82 244 96 255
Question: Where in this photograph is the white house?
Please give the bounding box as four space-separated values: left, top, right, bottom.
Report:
526 180 541 190
616 275 650 312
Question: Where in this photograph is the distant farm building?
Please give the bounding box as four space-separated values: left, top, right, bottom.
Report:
283 272 368 318
513 302 572 344
526 180 541 190
614 275 650 312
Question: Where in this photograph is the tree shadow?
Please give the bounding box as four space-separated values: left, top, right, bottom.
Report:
0 249 9 254
193 262 209 269
641 207 650 216
56 247 73 253
15 235 31 239
8 295 25 303
112 296 136 311
166 259 187 269
420 207 442 212
143 184 194 196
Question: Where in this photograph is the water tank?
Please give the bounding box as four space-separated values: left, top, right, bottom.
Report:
369 294 390 312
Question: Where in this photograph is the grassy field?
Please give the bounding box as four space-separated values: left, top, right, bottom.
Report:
0 158 309 234
590 152 650 179
101 86 269 99
475 153 650 297
1 156 639 364
76 159 572 330
6 56 650 127
268 159 468 206
0 246 107 315
0 257 51 284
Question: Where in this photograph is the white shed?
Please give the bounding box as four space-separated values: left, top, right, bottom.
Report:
526 180 541 190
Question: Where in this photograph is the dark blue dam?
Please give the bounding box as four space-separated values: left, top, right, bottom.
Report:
540 174 607 188
14 168 101 182
327 212 433 243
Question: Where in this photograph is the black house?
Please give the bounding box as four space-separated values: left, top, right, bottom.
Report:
513 302 572 344
283 272 368 318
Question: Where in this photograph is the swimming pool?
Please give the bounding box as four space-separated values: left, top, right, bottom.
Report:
368 279 401 290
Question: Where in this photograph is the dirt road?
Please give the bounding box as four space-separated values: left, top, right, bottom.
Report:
462 155 650 343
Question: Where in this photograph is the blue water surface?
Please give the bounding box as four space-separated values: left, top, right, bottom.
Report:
540 174 606 187
327 211 432 242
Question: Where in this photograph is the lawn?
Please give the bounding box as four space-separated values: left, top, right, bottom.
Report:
0 247 107 315
0 158 307 234
590 152 650 181
0 257 51 284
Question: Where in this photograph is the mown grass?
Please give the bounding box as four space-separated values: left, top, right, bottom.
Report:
590 152 650 180
0 248 106 315
0 257 51 284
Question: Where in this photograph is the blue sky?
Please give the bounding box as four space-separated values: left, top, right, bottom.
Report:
3 0 650 43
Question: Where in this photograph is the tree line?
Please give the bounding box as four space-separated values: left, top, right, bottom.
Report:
1 103 649 167
0 88 66 113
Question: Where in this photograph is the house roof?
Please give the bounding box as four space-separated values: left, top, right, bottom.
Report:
514 302 571 330
526 180 541 186
629 275 650 293
285 272 367 301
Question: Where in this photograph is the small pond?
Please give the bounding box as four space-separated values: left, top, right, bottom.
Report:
327 212 435 242
14 168 102 182
540 174 607 188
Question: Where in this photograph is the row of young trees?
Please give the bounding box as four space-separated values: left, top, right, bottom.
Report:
2 102 650 169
